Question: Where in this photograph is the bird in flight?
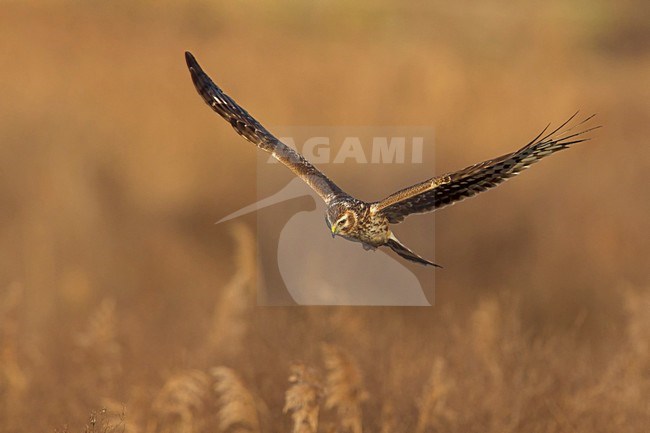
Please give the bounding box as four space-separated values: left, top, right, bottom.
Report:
185 51 598 267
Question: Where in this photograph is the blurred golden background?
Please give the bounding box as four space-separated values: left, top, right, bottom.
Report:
0 1 648 431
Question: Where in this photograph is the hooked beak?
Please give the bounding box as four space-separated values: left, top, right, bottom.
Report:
331 222 338 238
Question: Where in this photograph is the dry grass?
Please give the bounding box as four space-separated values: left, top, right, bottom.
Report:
0 1 649 432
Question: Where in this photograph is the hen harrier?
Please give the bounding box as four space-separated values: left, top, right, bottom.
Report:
185 51 598 267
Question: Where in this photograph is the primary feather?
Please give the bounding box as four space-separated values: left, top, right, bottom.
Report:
374 113 599 224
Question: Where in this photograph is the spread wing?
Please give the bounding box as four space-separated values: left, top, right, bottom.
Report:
185 51 345 205
375 113 599 224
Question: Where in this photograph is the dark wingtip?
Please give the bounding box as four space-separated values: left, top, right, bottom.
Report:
185 51 196 68
423 259 443 269
185 51 203 76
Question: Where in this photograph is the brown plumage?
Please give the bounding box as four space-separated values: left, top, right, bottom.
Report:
185 51 599 267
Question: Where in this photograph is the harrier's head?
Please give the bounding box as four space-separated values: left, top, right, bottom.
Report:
326 201 360 237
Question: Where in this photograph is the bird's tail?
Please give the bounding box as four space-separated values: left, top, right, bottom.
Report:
386 233 442 268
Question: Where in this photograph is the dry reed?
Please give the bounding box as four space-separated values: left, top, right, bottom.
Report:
206 223 256 361
415 357 455 433
379 401 396 433
470 298 502 384
322 344 367 433
75 298 122 393
149 370 210 433
84 406 127 433
0 283 28 431
283 362 323 433
211 366 261 433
